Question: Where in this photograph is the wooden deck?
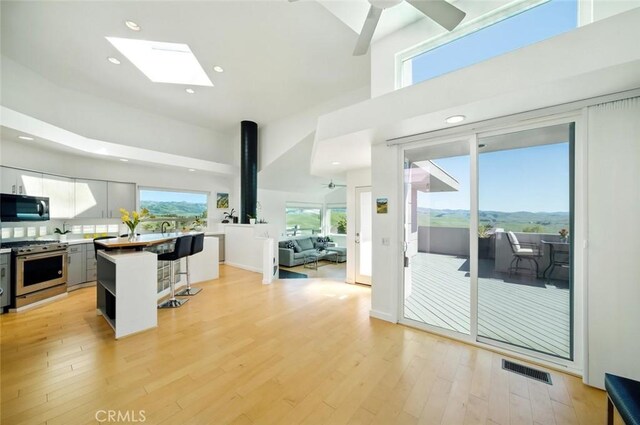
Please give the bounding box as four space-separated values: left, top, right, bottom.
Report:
405 253 571 358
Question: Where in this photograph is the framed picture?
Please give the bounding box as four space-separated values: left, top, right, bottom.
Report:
216 193 229 209
376 198 388 214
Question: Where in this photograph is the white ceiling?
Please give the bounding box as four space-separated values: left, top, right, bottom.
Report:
0 0 370 133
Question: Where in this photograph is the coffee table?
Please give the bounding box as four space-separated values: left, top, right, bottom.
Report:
303 250 338 270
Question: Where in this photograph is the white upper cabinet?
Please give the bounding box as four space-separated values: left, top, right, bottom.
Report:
42 174 75 218
75 179 108 218
107 182 136 219
1 167 43 196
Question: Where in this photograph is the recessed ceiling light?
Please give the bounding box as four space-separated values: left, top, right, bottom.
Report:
107 57 121 65
18 135 34 141
185 88 195 94
119 158 129 162
106 37 213 86
445 115 466 124
331 161 341 165
125 20 141 31
188 168 195 172
213 66 224 73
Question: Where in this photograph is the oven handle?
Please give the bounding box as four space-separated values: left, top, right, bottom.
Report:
16 250 68 261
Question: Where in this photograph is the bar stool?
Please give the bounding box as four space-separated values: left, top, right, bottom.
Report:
177 233 204 296
158 235 193 309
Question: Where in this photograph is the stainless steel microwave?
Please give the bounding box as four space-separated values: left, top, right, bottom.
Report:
0 194 50 222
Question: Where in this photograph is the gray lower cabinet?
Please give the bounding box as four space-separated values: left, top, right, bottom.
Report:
217 234 225 262
86 244 97 282
1 253 11 310
67 245 87 287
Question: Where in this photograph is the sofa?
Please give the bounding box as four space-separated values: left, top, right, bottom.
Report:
278 236 347 267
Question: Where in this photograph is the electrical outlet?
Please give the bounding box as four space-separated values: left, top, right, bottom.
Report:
382 237 390 246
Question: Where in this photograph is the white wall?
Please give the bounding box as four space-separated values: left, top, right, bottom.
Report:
259 86 369 171
0 138 234 227
345 168 371 284
1 56 234 164
586 97 640 388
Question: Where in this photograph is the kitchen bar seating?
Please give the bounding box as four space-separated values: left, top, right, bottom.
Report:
177 233 204 296
158 235 193 309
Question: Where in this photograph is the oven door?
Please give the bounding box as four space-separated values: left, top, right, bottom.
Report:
16 250 68 295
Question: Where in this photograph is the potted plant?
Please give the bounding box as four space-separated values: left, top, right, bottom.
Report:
247 214 256 225
222 209 237 224
120 207 150 240
54 226 71 242
478 223 494 259
336 217 347 234
559 228 569 243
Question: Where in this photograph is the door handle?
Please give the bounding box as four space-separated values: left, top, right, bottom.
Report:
19 185 23 194
355 232 360 244
12 184 16 194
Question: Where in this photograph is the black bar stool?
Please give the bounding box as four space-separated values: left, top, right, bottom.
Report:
158 235 193 309
93 236 117 257
177 233 205 296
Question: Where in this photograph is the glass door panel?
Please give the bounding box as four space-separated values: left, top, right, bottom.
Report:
355 187 372 285
403 141 471 334
477 123 573 359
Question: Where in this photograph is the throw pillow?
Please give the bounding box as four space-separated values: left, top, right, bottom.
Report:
285 240 301 253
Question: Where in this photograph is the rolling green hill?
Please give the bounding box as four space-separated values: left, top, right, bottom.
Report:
417 208 569 233
141 201 207 217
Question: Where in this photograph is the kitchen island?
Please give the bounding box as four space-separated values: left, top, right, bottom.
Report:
95 232 218 338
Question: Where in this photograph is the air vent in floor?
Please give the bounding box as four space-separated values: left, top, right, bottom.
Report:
502 359 552 385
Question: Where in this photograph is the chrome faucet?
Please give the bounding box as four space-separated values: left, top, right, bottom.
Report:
161 221 171 234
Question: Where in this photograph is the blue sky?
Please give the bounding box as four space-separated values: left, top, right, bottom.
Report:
417 143 570 213
411 0 577 84
140 189 207 204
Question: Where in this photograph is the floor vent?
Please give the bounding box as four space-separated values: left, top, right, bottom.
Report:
502 359 552 385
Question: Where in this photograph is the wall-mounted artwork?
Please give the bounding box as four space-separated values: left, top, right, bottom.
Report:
216 193 229 209
376 198 388 214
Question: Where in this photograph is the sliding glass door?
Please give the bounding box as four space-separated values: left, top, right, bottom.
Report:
402 122 574 360
477 124 573 359
403 140 471 335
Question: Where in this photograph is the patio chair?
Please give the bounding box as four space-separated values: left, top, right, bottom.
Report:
507 231 542 277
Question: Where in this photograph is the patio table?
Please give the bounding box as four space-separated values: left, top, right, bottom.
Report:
541 240 570 283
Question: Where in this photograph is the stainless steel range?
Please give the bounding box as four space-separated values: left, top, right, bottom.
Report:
0 240 68 308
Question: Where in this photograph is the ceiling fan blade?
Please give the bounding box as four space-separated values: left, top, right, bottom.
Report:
406 0 466 31
353 5 383 56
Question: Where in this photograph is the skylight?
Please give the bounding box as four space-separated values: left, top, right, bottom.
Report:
105 37 213 86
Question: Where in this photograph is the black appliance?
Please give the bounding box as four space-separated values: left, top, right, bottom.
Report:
0 194 50 222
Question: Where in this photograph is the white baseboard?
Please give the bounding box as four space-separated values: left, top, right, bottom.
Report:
224 261 262 274
369 309 397 323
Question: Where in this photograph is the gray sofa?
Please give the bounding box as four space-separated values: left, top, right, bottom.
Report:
278 236 347 267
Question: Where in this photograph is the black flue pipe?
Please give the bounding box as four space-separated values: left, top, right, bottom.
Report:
240 121 258 224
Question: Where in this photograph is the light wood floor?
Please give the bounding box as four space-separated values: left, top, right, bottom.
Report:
1 265 605 425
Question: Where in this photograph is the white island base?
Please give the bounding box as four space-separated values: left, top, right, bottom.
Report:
96 250 158 339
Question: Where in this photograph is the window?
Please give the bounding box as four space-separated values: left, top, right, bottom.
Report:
139 188 208 232
400 0 577 88
326 206 347 235
285 204 322 236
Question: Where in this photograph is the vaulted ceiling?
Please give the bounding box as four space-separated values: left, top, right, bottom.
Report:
1 1 370 133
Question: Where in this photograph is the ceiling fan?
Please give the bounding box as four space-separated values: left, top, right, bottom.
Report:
353 0 466 56
323 180 347 189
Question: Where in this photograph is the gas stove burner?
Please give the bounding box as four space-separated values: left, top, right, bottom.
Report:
1 240 68 255
1 239 59 248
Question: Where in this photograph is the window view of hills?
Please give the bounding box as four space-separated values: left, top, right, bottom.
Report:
141 200 207 218
417 208 569 233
